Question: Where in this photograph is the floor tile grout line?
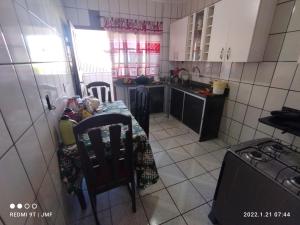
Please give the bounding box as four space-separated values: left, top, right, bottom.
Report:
155 147 224 170
140 165 217 224
74 114 223 225
155 143 221 199
150 119 227 145
173 160 219 202
146 115 219 224
158 167 218 194
162 180 213 225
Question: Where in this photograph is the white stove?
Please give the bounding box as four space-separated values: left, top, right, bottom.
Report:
209 138 300 225
234 138 300 196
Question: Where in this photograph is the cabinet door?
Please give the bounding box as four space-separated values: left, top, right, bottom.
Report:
176 16 189 61
115 85 127 105
182 94 204 133
129 88 137 115
169 22 176 60
149 87 164 113
170 88 184 120
225 0 260 62
169 17 188 61
207 0 230 62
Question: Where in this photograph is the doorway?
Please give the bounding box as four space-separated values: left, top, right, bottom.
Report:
71 28 114 98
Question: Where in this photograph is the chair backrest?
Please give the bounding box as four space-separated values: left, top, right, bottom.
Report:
86 82 112 102
135 86 150 137
73 113 133 190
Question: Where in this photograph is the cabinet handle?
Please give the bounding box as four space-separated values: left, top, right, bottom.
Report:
220 48 224 60
227 47 231 60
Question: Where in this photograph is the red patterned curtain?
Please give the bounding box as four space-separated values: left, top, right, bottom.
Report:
102 17 163 34
102 17 162 78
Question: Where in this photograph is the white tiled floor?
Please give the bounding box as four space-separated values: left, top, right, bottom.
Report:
73 113 228 225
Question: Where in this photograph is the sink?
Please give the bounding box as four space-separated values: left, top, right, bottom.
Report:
192 88 202 92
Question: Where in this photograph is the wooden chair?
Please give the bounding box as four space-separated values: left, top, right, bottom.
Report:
73 114 136 225
135 86 150 137
86 81 112 102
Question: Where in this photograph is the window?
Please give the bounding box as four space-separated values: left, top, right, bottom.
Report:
109 32 161 78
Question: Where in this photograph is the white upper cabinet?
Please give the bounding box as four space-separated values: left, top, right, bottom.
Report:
208 0 276 62
169 21 176 61
169 16 189 61
207 0 230 62
225 0 260 62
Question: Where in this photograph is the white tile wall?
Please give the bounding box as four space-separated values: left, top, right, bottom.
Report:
270 1 294 34
175 0 300 148
254 62 276 86
240 125 255 142
241 63 258 83
288 0 300 31
0 0 73 224
0 0 30 62
227 81 239 100
15 126 47 193
285 91 300 110
291 66 300 91
271 62 297 89
264 88 288 111
229 63 243 81
244 106 262 129
0 113 13 157
15 64 44 121
37 173 60 225
229 120 242 140
62 0 185 78
0 27 11 63
263 33 285 61
236 83 252 104
249 85 269 108
0 65 32 141
34 114 56 165
232 103 247 123
87 0 99 10
279 31 300 61
0 147 36 225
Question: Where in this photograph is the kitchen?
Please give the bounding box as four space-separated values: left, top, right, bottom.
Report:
0 0 300 225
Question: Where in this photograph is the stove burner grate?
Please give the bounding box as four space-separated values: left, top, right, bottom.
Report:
262 143 285 152
290 176 300 189
244 150 270 162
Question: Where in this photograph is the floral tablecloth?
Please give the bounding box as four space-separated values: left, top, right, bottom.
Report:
58 101 159 194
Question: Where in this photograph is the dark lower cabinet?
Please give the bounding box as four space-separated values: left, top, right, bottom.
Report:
115 85 165 115
169 87 225 141
170 88 184 120
129 88 137 114
182 94 204 133
200 97 225 141
149 87 164 113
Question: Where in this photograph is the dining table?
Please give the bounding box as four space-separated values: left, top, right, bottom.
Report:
57 100 159 197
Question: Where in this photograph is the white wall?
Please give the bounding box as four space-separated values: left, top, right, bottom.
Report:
0 0 74 224
62 0 193 78
175 0 300 149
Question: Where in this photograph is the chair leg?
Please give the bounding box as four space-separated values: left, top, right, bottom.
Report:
89 193 100 225
76 189 87 210
130 179 136 213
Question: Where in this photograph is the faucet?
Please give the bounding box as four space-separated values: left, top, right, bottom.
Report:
177 68 189 73
176 68 189 85
192 66 202 78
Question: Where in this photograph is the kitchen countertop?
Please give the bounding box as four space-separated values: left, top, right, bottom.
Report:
168 83 227 99
114 80 227 99
113 81 166 87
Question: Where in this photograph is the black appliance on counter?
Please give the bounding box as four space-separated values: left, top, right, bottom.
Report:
209 138 300 225
258 107 300 136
